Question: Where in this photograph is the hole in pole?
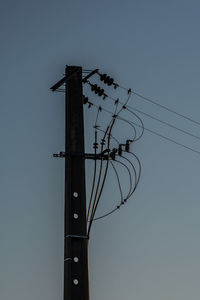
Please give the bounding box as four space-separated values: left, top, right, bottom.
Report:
73 279 79 285
73 192 78 198
73 213 79 219
73 257 79 263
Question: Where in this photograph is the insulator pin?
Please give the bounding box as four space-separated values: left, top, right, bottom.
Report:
90 83 104 97
118 145 122 156
100 73 114 86
110 148 117 160
83 95 88 104
125 140 130 152
93 142 98 149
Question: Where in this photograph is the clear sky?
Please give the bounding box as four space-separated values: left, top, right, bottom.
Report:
1 1 200 300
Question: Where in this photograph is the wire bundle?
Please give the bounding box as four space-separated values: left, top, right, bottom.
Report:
54 68 200 236
83 73 143 237
81 68 200 236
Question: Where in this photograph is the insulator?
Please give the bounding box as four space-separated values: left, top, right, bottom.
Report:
93 142 98 149
83 95 88 104
98 89 104 96
118 145 122 156
128 88 131 94
101 138 105 145
96 87 101 94
99 73 114 86
125 140 130 152
110 151 115 160
91 84 98 91
107 77 114 86
100 74 107 82
105 75 110 83
110 148 117 160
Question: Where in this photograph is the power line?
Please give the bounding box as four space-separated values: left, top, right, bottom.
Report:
97 88 200 143
118 85 200 126
92 157 136 221
132 119 200 155
95 70 200 126
86 101 200 156
126 106 200 141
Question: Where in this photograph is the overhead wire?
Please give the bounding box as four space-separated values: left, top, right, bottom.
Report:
86 131 98 223
87 95 127 231
83 71 200 229
87 125 110 234
85 100 200 156
126 106 200 142
83 82 145 142
118 155 137 197
95 127 121 145
87 93 134 230
124 152 141 199
87 117 116 235
110 160 124 203
93 133 142 204
107 93 200 142
85 92 141 224
117 84 200 127
91 84 200 143
92 157 134 221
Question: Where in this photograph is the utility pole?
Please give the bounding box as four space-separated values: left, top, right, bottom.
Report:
51 66 89 300
51 65 141 300
64 66 89 300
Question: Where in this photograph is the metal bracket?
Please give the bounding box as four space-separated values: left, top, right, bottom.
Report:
65 234 89 239
53 151 110 160
50 69 98 92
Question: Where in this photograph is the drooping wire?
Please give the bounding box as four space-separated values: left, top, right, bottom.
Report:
87 126 110 234
118 155 137 198
95 126 121 145
114 158 133 200
85 103 138 223
88 128 141 208
83 87 142 228
123 152 141 199
92 152 141 221
87 98 122 231
85 88 144 142
86 131 98 223
88 93 133 230
90 103 139 142
92 157 134 221
87 118 116 235
110 160 124 203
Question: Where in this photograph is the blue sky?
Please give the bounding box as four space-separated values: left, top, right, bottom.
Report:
1 1 200 299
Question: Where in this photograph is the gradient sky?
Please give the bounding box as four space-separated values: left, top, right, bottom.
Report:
1 1 200 300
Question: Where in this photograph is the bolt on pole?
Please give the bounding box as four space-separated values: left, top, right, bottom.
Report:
64 66 89 300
